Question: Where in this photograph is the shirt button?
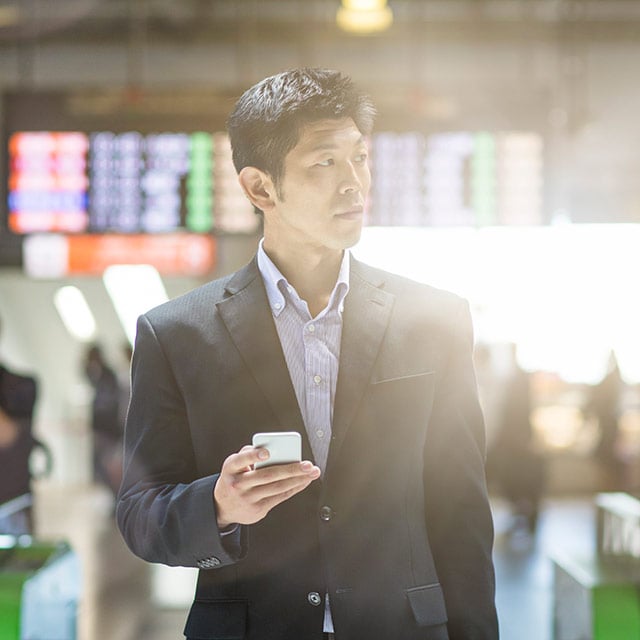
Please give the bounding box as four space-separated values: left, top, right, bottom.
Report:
308 591 322 606
320 505 333 522
307 324 315 333
274 302 282 310
313 375 322 385
316 429 324 439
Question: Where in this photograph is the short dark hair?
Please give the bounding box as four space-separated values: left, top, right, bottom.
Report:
227 68 376 190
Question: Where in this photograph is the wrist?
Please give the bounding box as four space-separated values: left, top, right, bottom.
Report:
213 485 232 530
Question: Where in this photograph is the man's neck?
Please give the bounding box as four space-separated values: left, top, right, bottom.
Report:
262 242 344 318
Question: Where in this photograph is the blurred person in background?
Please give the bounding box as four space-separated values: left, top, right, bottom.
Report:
487 344 545 538
584 351 624 488
118 68 498 640
84 343 123 503
0 318 39 534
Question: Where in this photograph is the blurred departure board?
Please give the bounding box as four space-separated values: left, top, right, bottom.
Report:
1 89 260 240
2 90 546 237
368 131 543 226
7 130 256 235
8 128 543 234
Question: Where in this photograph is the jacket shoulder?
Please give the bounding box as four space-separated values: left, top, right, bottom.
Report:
352 258 465 314
144 261 258 329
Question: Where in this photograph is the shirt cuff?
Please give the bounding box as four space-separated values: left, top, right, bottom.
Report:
219 523 239 536
219 524 242 558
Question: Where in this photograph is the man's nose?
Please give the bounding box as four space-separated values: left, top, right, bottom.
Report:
339 162 363 194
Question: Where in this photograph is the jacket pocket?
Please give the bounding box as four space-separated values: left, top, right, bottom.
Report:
371 370 435 385
364 372 436 442
405 583 448 627
183 599 247 639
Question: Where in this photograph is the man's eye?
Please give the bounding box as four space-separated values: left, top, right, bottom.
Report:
354 153 368 163
316 159 334 167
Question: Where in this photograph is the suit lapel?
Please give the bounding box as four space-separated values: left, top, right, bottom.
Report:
330 258 394 464
216 260 306 437
216 256 394 469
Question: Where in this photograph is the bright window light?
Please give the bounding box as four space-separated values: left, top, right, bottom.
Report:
102 265 169 345
54 286 97 342
354 225 639 384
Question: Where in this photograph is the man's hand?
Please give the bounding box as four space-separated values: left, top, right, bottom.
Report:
214 445 321 529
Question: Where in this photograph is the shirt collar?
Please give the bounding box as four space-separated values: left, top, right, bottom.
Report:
257 239 350 318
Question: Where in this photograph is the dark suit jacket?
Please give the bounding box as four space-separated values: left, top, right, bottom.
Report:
117 256 498 640
0 365 38 505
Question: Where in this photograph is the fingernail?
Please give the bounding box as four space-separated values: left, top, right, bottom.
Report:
258 448 269 460
301 461 313 471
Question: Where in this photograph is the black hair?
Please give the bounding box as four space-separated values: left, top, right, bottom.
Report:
227 68 376 196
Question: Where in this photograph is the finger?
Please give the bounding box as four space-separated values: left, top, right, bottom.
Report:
246 460 320 485
223 446 270 474
237 445 257 471
247 467 321 502
220 462 320 510
224 460 319 496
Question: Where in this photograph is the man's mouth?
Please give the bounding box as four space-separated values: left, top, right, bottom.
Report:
335 205 364 220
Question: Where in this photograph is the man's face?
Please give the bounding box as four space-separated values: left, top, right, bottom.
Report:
265 117 371 254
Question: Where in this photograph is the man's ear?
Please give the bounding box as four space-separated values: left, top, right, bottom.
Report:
238 167 276 212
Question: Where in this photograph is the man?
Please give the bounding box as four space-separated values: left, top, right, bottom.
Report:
84 344 123 501
0 320 39 534
117 68 498 640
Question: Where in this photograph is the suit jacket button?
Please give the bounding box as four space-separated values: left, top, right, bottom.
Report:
320 506 333 521
308 592 322 606
197 556 221 569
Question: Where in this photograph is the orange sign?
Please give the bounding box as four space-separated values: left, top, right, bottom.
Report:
65 234 216 275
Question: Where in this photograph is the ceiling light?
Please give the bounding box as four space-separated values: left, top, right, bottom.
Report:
337 0 393 35
0 6 20 28
54 286 97 342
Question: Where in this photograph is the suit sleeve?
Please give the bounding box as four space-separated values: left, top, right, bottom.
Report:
116 314 246 568
423 298 499 639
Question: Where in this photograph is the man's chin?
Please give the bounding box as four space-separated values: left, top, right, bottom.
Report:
346 227 363 248
332 230 362 252
345 236 361 250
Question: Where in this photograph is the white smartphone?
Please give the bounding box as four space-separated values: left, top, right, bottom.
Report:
252 431 302 469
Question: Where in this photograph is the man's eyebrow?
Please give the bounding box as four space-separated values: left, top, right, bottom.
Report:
306 136 366 153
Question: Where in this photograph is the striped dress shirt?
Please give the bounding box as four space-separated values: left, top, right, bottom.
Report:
256 241 349 473
257 240 350 633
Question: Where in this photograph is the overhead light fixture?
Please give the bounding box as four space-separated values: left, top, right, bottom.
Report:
54 286 97 342
0 6 20 28
336 0 393 35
